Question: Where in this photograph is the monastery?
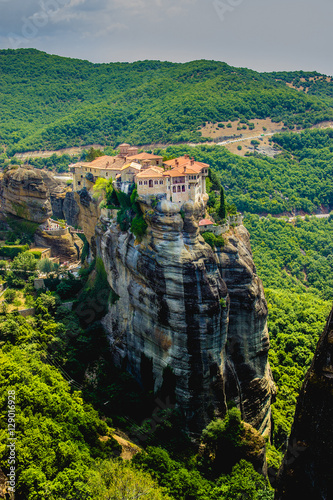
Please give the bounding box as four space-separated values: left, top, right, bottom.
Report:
72 143 209 205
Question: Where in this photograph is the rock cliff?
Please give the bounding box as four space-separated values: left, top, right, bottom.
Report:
275 305 333 500
0 167 52 223
96 198 275 434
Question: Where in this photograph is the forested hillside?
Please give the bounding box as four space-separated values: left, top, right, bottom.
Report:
1 49 333 154
155 129 333 214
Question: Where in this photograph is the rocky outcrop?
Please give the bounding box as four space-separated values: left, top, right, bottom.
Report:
0 167 52 223
63 191 80 227
96 198 275 434
34 228 83 262
275 306 333 500
216 227 274 435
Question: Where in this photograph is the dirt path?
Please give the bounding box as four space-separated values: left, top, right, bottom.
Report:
112 433 141 461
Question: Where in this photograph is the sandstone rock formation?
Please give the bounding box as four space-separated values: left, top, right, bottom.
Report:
0 167 52 223
275 306 333 500
96 198 275 434
74 188 100 250
40 170 68 220
63 191 80 228
34 228 83 262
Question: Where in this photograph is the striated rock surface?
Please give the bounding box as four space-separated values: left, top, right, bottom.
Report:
96 198 275 434
74 188 100 250
0 167 52 223
63 191 80 227
216 226 274 435
275 306 333 500
40 170 68 220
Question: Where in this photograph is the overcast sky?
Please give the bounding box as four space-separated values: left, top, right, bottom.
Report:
0 0 332 75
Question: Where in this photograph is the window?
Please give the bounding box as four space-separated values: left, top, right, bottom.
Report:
78 181 81 186
106 173 108 176
159 180 163 185
149 180 153 188
177 185 181 192
144 181 148 185
182 185 185 192
173 186 176 193
139 181 142 185
81 175 83 178
154 180 158 185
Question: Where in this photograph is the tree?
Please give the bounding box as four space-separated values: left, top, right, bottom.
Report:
88 459 169 500
93 177 109 200
86 147 105 162
218 186 227 220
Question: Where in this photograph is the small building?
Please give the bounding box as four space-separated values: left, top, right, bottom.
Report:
136 167 167 196
71 156 126 190
199 219 214 232
126 152 164 167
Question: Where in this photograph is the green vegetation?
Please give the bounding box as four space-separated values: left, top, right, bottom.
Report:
201 231 225 249
245 215 333 300
1 49 333 155
132 411 273 499
243 215 332 448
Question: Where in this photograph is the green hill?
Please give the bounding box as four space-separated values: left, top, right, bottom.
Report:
1 48 333 154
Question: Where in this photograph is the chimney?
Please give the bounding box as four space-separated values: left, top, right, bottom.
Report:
184 166 186 173
175 159 179 167
191 157 194 165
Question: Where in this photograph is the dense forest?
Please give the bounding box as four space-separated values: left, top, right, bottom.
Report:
1 49 333 154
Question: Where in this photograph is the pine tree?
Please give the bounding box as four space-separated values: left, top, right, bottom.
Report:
218 186 226 220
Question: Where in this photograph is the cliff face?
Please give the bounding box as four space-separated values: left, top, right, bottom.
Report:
39 170 67 220
0 168 52 223
275 306 333 500
74 189 100 251
96 198 275 434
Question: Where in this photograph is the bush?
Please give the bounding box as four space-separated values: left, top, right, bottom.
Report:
4 288 16 303
131 215 147 239
202 232 225 249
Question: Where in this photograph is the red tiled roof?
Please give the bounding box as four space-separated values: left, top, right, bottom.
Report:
199 219 214 226
164 166 201 177
77 156 126 170
136 167 164 178
127 152 163 160
164 156 209 170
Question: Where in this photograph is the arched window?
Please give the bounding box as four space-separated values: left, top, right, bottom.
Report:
149 180 153 187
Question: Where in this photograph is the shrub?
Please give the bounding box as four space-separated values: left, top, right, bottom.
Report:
202 232 225 249
4 288 16 303
131 215 147 239
30 250 42 260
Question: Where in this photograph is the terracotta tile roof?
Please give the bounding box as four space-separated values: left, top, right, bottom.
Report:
121 162 142 171
164 166 201 177
164 156 209 171
136 167 165 178
78 156 126 170
199 219 214 226
126 152 163 160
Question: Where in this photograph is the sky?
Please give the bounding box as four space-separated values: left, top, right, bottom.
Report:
0 0 332 75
